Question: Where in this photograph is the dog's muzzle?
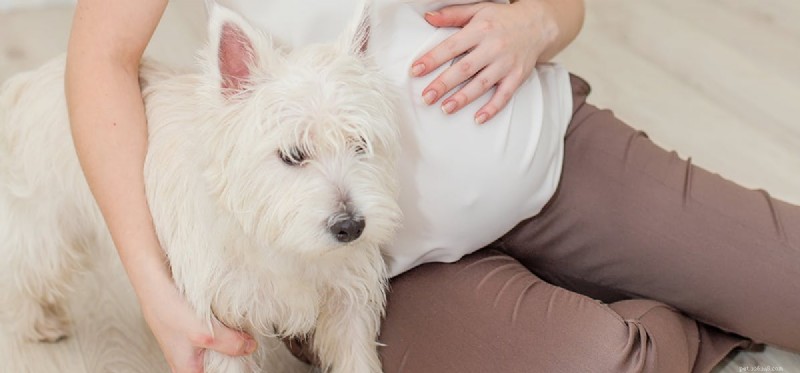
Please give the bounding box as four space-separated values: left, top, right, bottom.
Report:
329 214 365 243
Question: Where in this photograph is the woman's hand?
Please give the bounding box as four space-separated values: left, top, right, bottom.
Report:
139 273 257 373
410 0 561 124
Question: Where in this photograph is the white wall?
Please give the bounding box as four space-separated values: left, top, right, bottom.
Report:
0 0 75 11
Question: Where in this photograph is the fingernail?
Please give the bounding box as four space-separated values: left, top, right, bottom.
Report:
442 100 456 114
424 11 439 17
475 112 489 124
410 63 425 77
244 339 257 354
423 90 437 105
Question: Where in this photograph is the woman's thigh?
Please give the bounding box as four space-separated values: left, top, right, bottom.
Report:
497 77 800 351
378 250 742 373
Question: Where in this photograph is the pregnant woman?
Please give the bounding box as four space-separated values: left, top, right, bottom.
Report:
64 0 799 372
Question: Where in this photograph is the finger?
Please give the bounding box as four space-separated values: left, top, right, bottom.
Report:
193 318 257 357
422 47 493 107
169 347 205 373
423 3 487 28
410 22 481 79
475 71 525 124
190 347 206 373
439 56 509 115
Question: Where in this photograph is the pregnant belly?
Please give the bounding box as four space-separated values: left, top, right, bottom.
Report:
384 73 565 275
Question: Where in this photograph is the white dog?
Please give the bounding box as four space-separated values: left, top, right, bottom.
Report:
0 2 401 372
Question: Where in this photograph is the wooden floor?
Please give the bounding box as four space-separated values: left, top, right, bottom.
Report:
1 1 798 372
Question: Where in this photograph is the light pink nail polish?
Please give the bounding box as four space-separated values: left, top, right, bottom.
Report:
423 90 437 105
410 63 425 77
475 113 488 124
442 101 456 114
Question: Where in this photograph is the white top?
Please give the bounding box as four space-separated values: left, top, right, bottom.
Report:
217 0 573 276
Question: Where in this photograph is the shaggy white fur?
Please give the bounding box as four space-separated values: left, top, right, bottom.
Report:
0 1 401 372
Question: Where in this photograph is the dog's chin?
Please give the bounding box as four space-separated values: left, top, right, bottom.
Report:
259 239 360 259
301 238 383 260
329 239 374 253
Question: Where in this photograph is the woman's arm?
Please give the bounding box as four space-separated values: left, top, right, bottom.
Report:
65 1 255 372
412 0 585 123
67 0 168 305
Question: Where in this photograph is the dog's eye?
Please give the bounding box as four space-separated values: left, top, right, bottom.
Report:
354 143 366 155
278 148 307 166
354 137 368 155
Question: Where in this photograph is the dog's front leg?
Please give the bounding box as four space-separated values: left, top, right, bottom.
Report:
313 295 384 373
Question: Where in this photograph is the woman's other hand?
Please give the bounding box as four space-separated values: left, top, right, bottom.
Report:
411 0 584 124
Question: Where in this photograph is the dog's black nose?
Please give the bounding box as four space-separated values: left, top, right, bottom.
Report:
330 217 365 243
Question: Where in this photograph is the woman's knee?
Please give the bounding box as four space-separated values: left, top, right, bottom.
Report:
608 299 700 373
379 250 700 373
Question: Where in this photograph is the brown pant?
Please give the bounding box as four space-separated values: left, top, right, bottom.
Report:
378 75 800 372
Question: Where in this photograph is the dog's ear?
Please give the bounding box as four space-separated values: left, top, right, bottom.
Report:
206 4 268 96
341 0 372 57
